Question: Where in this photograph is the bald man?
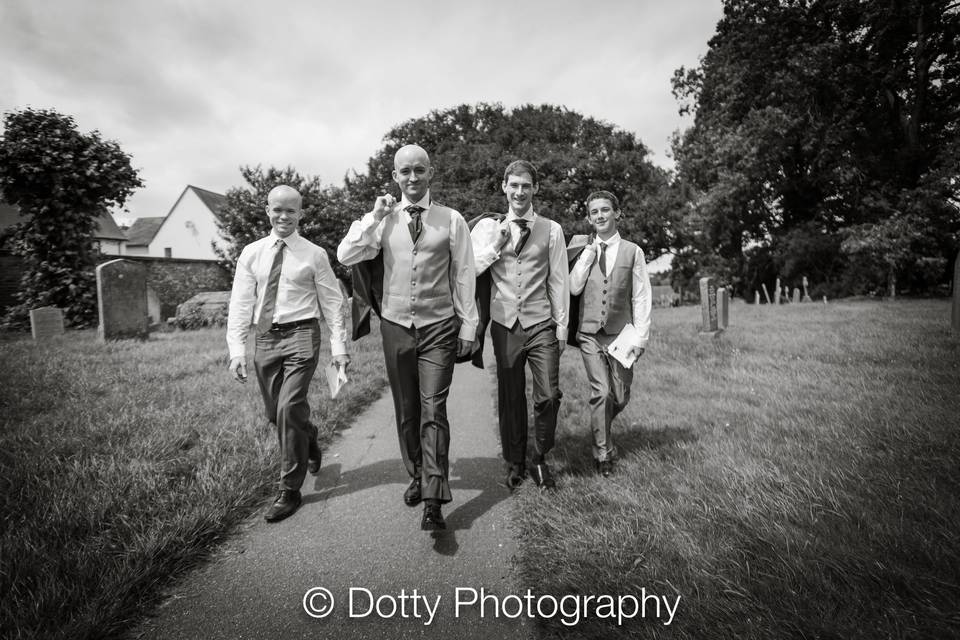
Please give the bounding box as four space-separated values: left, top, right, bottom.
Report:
338 145 478 531
227 185 351 523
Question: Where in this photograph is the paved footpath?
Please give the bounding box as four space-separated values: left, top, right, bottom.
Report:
132 342 532 640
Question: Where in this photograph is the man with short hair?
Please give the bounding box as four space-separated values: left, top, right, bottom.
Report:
568 190 651 476
471 160 569 490
337 144 477 531
227 185 350 522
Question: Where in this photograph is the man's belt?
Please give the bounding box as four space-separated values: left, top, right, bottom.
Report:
269 318 316 332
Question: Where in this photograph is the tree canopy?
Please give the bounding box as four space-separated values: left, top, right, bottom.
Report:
344 103 682 261
672 0 960 297
0 108 142 327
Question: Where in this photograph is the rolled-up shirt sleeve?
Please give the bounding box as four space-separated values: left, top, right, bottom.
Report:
450 211 479 341
226 246 257 360
568 245 595 296
547 223 570 342
632 246 652 349
337 211 383 266
314 251 349 356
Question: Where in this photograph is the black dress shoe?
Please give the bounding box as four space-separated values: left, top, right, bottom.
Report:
404 478 422 506
597 459 614 478
421 503 446 530
307 440 322 475
504 464 525 490
530 463 556 490
264 489 302 522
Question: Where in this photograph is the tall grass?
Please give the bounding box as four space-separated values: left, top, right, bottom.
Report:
0 325 386 640
514 299 960 639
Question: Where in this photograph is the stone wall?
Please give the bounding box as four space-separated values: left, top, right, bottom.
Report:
118 256 231 322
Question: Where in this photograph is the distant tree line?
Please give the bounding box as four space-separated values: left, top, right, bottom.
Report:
671 0 960 298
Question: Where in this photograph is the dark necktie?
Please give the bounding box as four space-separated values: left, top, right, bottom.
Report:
256 239 285 334
513 218 530 255
599 242 608 276
406 205 425 242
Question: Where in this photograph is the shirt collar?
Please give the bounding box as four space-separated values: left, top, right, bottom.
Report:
399 191 431 212
269 230 301 246
507 208 536 223
598 232 621 248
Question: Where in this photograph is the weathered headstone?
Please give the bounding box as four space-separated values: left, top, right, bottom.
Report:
802 276 812 302
699 277 720 335
952 252 960 332
96 259 149 340
29 306 64 341
761 283 771 304
792 287 801 304
717 287 730 328
774 278 782 305
754 291 760 305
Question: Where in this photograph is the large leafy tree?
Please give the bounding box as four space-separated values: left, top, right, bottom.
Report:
0 108 142 327
214 165 358 281
672 0 960 296
344 103 681 261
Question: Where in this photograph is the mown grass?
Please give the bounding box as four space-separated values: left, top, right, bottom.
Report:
0 325 387 640
513 299 960 639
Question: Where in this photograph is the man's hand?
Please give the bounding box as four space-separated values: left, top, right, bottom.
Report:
494 219 511 251
332 354 351 372
229 356 247 383
457 339 474 359
628 346 645 363
580 241 598 261
372 194 397 222
557 338 566 355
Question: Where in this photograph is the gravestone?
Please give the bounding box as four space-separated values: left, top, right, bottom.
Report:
774 278 782 305
96 259 149 340
761 283 771 304
717 287 730 329
792 288 801 304
754 291 760 305
802 276 812 302
29 306 64 341
953 252 960 332
699 277 720 335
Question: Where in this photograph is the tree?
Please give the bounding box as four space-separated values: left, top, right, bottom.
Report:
672 0 960 296
214 165 358 281
344 103 681 262
0 108 142 327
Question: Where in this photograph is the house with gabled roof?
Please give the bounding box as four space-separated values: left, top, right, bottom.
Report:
125 185 228 260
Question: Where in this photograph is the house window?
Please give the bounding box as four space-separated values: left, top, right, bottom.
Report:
164 247 172 258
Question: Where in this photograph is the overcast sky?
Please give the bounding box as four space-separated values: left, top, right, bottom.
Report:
1 0 723 222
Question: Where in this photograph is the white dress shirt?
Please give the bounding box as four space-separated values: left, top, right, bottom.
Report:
471 209 569 342
569 231 652 348
336 191 479 341
227 230 348 359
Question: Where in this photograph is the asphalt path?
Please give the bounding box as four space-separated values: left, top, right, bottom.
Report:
132 341 531 639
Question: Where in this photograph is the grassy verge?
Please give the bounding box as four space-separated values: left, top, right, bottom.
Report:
0 324 386 640
513 299 960 639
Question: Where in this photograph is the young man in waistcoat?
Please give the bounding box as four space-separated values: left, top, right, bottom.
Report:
568 191 651 476
337 144 478 531
227 185 351 522
471 160 569 490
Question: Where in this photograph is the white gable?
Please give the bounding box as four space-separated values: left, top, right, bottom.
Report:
147 188 229 260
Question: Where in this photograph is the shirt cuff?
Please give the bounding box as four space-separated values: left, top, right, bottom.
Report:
330 340 348 357
458 324 477 342
555 326 568 342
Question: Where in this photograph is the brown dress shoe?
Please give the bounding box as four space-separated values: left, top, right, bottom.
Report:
404 478 422 506
264 489 302 522
421 503 446 530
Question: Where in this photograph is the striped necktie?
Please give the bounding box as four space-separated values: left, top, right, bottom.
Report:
406 205 425 242
256 239 285 334
514 218 530 255
599 242 608 276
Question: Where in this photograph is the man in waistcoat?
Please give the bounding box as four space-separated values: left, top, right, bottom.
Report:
227 185 351 522
568 191 651 476
471 160 569 490
337 144 478 531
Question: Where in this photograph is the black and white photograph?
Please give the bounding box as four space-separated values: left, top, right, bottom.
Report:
1 1 958 638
